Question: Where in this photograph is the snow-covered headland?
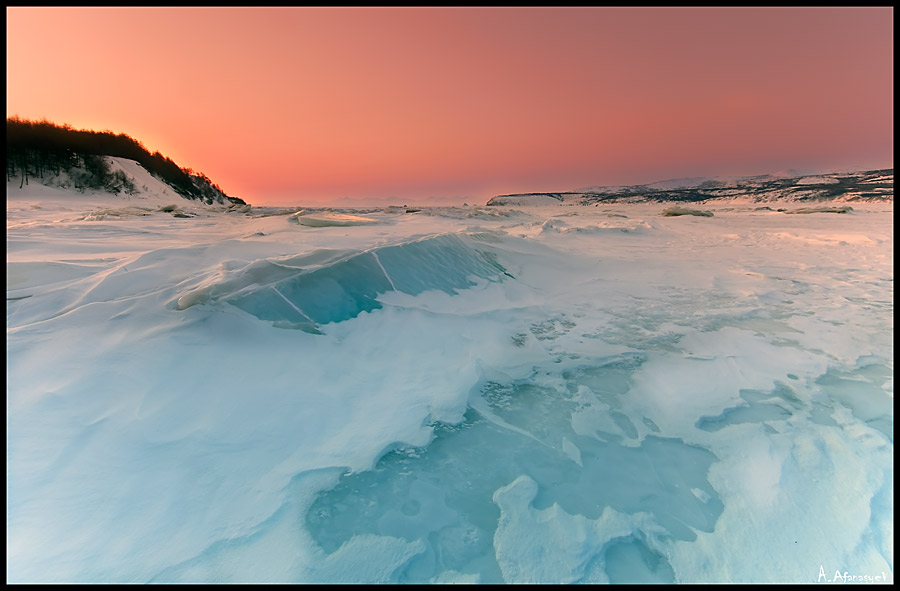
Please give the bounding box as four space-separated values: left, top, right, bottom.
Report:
487 168 893 206
7 160 894 584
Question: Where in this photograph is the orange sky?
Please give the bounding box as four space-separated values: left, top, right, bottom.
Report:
6 7 894 206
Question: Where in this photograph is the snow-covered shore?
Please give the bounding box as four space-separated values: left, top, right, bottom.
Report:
7 180 893 583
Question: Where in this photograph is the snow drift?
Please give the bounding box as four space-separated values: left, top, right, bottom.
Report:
7 180 894 584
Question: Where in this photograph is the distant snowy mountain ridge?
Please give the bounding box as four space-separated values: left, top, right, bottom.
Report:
487 168 893 206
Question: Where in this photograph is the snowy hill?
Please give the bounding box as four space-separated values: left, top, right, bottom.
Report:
7 155 252 220
487 169 893 206
6 117 247 210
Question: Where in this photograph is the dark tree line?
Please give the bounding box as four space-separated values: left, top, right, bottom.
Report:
6 117 245 205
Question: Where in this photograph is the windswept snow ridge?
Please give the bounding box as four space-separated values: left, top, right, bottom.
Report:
176 232 510 332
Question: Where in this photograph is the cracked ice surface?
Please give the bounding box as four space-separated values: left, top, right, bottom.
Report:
7 188 893 583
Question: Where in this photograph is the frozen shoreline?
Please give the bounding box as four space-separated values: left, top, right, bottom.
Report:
7 183 894 583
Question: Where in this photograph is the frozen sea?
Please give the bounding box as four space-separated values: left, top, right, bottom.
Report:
6 171 894 583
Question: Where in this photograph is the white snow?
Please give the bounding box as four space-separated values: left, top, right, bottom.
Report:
7 175 894 584
644 177 712 190
795 175 840 185
486 194 563 207
291 212 382 227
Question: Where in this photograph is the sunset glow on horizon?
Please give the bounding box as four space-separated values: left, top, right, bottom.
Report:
6 6 893 206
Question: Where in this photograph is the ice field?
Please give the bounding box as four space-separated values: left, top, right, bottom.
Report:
6 178 894 583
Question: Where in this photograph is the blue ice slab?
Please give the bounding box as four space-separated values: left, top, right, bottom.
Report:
696 402 793 432
268 252 390 325
226 233 508 329
815 363 893 441
376 233 506 296
228 286 312 324
604 535 676 583
305 361 724 584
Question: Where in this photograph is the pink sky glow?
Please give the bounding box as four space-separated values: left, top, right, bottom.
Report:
6 7 893 206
